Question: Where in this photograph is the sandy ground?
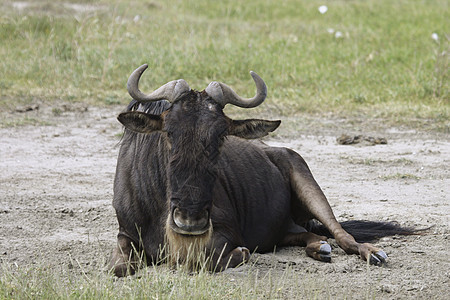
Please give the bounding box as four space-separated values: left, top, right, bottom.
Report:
0 103 448 299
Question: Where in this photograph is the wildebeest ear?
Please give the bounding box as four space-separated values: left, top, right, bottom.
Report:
229 119 281 139
117 111 163 133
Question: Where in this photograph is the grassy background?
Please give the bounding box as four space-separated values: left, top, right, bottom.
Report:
0 0 448 130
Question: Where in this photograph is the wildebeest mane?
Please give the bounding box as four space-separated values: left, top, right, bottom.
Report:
127 99 171 115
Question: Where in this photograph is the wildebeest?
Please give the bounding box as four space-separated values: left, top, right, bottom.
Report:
109 64 413 277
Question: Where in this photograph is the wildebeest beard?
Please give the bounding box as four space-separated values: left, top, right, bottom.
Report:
165 216 213 270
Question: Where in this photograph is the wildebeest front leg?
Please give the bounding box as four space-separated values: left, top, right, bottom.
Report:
108 233 138 277
286 150 387 265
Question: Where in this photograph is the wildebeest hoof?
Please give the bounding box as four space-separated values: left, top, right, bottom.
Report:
318 242 332 262
236 247 250 262
111 263 136 277
357 243 388 266
306 241 332 262
223 246 250 269
369 250 388 266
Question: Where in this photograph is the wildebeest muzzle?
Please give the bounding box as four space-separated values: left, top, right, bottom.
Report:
170 206 211 236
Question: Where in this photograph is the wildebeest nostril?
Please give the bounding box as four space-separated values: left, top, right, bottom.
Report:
172 207 209 233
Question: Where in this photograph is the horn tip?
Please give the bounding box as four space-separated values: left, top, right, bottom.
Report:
249 71 262 80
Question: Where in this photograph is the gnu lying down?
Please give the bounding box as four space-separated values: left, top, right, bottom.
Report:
109 64 414 277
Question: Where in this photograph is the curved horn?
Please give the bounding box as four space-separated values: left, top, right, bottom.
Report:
205 71 267 108
127 64 190 102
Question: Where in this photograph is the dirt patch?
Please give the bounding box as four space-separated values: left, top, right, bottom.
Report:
0 104 448 298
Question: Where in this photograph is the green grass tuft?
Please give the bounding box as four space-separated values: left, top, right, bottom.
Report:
0 259 338 299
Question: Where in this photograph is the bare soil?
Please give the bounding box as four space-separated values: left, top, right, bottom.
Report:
0 103 448 299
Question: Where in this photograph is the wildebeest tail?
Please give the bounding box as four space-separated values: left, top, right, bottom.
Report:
306 220 424 243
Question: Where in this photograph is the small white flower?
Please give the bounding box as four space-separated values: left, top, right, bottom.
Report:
327 28 335 34
288 34 298 43
335 31 343 38
431 33 439 41
318 5 328 14
133 15 141 23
